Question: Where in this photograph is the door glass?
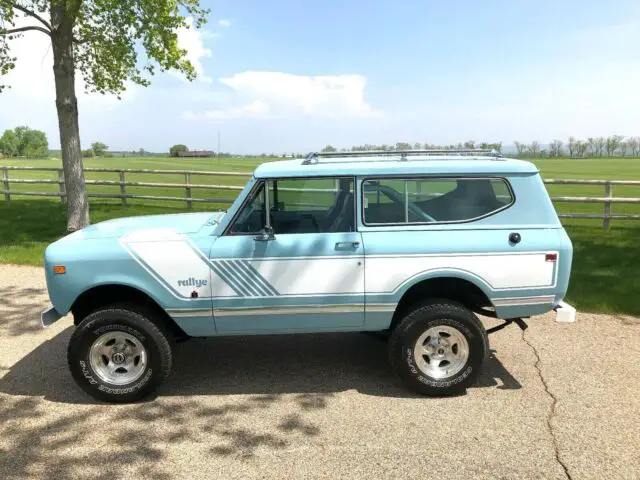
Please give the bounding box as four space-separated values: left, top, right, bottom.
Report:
268 178 355 234
228 182 266 234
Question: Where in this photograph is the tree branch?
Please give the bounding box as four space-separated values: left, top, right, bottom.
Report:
0 25 51 36
2 2 53 32
72 35 88 44
69 0 82 21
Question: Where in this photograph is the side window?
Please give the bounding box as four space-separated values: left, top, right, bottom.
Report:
363 179 407 224
228 182 266 234
269 177 355 234
228 177 356 235
363 177 513 224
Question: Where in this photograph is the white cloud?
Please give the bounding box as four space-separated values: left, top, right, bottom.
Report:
183 100 270 120
175 17 213 82
218 19 232 28
185 71 381 120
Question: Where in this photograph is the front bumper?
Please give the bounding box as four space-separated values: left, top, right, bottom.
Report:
41 307 63 328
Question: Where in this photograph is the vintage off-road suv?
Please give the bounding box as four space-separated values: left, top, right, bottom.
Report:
42 150 574 403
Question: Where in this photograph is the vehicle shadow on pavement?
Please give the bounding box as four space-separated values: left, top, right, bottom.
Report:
0 285 50 337
0 327 520 404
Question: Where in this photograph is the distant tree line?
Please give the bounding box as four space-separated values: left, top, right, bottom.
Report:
0 126 49 157
513 136 640 158
321 136 640 158
322 141 503 154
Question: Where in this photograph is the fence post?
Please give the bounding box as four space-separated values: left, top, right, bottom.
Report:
2 167 9 202
185 172 192 209
57 169 66 204
119 170 127 206
603 182 612 231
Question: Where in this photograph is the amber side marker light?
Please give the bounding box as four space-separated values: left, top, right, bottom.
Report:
53 265 66 275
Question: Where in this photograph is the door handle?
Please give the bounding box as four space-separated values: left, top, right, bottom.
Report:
335 241 360 249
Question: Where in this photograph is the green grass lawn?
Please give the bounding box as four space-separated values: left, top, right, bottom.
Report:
1 155 639 315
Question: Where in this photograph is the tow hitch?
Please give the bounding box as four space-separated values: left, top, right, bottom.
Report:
486 318 528 335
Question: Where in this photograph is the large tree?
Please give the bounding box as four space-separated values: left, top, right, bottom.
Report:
0 1 208 231
0 126 48 156
91 141 107 156
169 143 188 156
0 128 19 155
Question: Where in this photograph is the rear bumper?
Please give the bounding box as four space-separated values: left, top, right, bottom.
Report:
554 301 576 323
41 307 63 328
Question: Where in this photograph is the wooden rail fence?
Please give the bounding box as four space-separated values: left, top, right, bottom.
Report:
2 166 640 230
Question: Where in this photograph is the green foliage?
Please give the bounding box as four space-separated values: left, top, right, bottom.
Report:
169 144 189 157
0 129 19 156
91 141 108 156
74 0 210 95
0 126 48 157
0 34 15 93
320 145 337 153
82 149 95 158
0 1 210 95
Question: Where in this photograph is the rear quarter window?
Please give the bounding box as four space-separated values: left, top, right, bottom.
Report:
363 177 514 225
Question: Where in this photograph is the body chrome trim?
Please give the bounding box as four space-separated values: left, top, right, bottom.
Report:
365 303 397 312
167 308 213 317
213 304 365 317
492 295 555 307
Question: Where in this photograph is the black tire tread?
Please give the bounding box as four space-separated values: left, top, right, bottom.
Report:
388 298 488 395
67 305 172 402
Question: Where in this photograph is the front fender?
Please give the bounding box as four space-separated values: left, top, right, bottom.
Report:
44 240 177 316
47 263 172 316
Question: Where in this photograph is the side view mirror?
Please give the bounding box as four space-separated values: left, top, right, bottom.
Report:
254 225 275 242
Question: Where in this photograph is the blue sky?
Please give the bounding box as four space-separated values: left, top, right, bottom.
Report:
1 0 640 153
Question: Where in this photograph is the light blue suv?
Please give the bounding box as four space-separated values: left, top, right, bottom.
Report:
42 150 573 402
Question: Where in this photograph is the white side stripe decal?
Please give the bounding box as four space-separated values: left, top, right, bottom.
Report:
121 230 558 301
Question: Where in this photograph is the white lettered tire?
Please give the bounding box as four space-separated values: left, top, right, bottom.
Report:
388 300 488 396
67 306 172 403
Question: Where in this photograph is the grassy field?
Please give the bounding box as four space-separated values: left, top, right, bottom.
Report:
1 155 639 315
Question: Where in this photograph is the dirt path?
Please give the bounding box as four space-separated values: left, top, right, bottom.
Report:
1 265 639 479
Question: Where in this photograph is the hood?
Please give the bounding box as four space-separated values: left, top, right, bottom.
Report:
62 212 226 241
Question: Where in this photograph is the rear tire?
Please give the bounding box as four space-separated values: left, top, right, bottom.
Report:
388 299 488 396
67 306 172 403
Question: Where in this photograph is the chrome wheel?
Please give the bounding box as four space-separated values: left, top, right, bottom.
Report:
414 325 469 379
89 331 147 385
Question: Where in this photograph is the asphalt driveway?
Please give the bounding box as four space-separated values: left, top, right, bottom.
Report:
0 265 638 479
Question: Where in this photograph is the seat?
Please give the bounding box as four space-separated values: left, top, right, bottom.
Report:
323 190 348 229
326 194 355 232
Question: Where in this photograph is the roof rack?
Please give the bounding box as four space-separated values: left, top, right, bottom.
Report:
302 149 502 165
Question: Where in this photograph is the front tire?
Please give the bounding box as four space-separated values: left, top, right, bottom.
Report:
389 300 488 396
67 306 172 403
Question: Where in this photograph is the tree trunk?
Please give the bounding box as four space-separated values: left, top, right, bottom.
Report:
51 4 89 231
